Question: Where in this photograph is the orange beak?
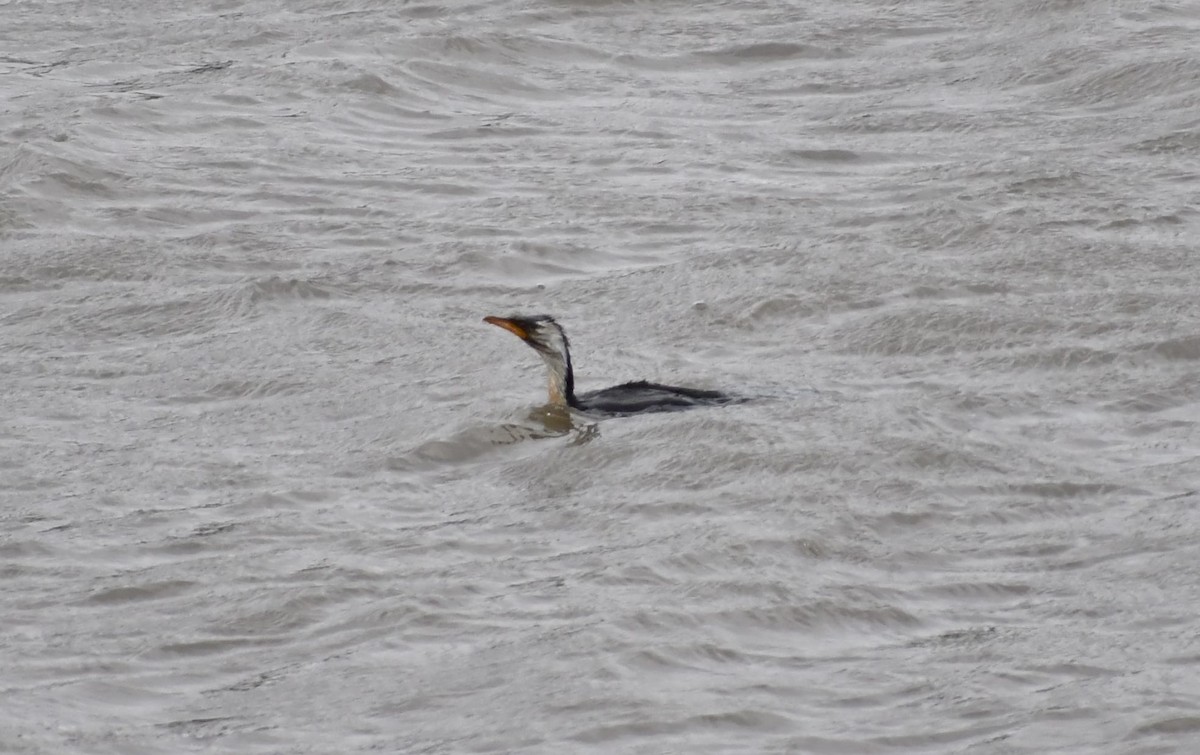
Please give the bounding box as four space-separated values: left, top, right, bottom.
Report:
483 315 529 340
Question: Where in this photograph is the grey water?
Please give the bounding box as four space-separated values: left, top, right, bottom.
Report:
3 1 1199 752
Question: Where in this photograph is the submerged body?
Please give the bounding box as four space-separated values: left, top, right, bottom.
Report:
575 380 734 415
483 314 741 416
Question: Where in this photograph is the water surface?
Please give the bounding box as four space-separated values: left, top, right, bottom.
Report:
2 0 1199 752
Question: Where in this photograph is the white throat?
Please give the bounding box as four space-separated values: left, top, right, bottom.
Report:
531 324 572 406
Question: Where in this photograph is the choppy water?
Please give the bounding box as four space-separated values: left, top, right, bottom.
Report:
3 1 1200 752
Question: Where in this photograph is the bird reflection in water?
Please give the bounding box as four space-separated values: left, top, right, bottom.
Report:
497 404 599 446
525 403 600 444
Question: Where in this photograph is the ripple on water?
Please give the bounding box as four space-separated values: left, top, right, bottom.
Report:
1138 334 1200 362
82 580 198 606
47 275 341 342
616 600 924 639
1045 56 1200 110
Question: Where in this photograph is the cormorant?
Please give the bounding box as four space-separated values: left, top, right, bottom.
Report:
483 314 741 416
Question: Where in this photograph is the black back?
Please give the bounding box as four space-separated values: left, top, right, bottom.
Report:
573 380 742 416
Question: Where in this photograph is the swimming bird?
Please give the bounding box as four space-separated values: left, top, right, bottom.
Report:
483 314 741 416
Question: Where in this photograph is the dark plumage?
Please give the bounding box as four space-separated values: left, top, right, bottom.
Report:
483 314 742 416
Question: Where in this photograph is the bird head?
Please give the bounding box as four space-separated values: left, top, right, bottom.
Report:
483 314 570 361
483 314 575 405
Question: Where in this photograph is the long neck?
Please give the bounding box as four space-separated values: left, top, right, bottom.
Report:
539 348 575 408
